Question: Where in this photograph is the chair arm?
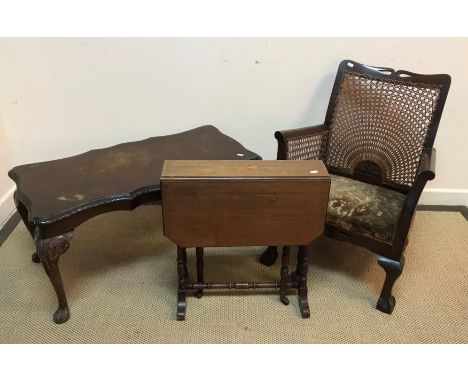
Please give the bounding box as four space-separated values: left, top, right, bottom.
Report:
391 147 436 256
416 147 436 181
274 124 328 160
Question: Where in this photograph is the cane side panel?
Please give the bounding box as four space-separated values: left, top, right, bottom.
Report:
285 130 328 161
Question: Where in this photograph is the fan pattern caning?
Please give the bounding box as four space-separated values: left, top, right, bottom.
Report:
324 71 441 188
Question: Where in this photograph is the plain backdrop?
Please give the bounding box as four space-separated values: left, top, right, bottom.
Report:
1 37 467 224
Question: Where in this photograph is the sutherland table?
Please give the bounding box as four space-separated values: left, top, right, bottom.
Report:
161 160 330 320
8 125 260 324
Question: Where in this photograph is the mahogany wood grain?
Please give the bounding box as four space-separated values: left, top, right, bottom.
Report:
161 160 330 247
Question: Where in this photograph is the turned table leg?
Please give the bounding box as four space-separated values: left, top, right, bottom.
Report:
279 246 290 305
296 245 310 318
35 230 73 324
176 246 188 321
196 247 204 298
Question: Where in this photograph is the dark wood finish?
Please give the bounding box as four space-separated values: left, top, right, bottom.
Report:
296 246 310 318
32 251 40 263
185 281 298 289
260 59 451 314
195 247 204 298
9 125 260 237
161 160 330 247
279 246 290 305
161 160 330 320
8 125 261 323
35 228 73 324
176 246 188 321
376 255 405 314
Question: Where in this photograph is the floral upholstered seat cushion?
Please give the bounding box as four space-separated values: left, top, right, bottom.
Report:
326 175 407 244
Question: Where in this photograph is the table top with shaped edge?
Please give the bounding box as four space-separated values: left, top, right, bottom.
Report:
9 125 261 233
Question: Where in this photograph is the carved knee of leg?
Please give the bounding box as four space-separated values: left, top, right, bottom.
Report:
376 255 405 314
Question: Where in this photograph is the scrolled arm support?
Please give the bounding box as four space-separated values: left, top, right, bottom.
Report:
275 124 328 160
391 147 436 258
416 147 436 181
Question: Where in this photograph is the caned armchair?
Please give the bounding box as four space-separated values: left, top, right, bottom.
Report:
260 59 451 314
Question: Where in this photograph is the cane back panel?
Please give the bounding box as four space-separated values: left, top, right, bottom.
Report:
322 61 450 190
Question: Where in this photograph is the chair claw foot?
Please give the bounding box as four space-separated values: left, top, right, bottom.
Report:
32 252 40 263
53 307 70 324
376 295 396 314
280 296 290 305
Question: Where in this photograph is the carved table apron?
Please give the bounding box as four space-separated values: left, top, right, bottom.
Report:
8 125 261 323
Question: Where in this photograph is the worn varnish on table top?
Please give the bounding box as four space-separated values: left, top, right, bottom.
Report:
8 125 260 225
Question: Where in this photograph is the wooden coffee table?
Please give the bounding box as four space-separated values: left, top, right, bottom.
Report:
161 160 330 320
8 125 260 323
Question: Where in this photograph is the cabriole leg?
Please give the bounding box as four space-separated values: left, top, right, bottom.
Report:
376 255 405 314
35 230 73 324
176 246 188 321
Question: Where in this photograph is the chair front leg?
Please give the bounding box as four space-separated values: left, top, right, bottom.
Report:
376 255 405 314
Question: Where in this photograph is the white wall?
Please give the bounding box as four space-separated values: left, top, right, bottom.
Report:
0 116 15 226
1 37 467 224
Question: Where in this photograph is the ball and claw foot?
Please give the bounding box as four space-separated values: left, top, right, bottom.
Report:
196 290 203 299
53 307 70 324
280 296 290 305
376 295 396 314
32 252 40 263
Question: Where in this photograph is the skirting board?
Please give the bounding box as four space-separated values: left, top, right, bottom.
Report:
419 188 468 207
0 186 16 230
